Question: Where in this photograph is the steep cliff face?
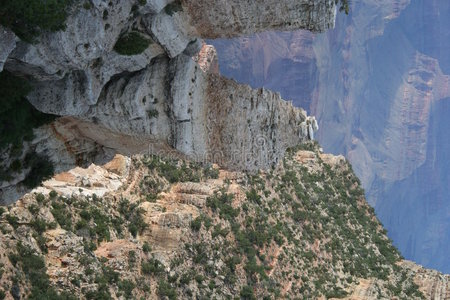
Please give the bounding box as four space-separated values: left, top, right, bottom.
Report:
0 0 335 204
0 146 448 299
4 0 335 117
183 0 336 38
212 0 450 273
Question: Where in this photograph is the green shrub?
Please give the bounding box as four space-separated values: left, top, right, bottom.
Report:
157 280 176 300
51 201 72 231
208 280 216 289
189 242 208 265
190 216 202 231
0 0 73 42
240 285 256 300
49 190 58 199
203 165 219 179
6 214 19 229
246 188 261 204
141 258 165 275
88 208 111 242
164 1 183 16
35 193 46 203
85 288 111 300
143 155 211 183
146 193 157 202
142 242 151 253
79 209 91 221
31 219 47 234
10 243 75 299
206 192 238 222
82 2 92 10
128 210 146 237
325 288 348 299
33 233 48 253
114 32 150 56
194 274 204 283
75 219 88 230
147 109 159 118
128 250 136 268
118 199 147 237
179 272 192 285
159 161 192 183
118 279 135 299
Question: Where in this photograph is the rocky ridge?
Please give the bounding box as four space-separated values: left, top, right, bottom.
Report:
0 145 448 299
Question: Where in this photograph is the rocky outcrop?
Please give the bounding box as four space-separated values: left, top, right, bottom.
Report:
193 43 219 74
205 74 316 170
401 261 450 299
39 154 130 198
6 0 155 115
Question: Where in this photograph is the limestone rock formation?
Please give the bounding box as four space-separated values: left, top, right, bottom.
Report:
0 0 333 204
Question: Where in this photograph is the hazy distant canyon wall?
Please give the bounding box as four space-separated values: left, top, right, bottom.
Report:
213 0 450 272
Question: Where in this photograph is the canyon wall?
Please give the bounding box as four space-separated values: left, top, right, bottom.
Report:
0 1 449 299
0 0 335 203
212 0 450 272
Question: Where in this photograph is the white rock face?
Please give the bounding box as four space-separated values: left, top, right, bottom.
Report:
7 0 133 77
86 57 173 138
169 54 208 156
147 11 195 58
8 1 164 115
140 0 174 14
75 53 317 171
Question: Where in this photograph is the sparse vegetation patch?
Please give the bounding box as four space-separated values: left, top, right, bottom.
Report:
114 32 150 56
